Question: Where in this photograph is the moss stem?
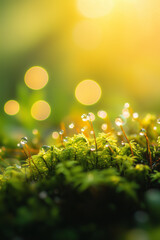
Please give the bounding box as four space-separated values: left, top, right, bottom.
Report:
120 125 134 156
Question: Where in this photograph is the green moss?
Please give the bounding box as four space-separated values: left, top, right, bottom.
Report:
0 116 160 239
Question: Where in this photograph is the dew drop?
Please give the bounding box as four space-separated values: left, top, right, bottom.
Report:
139 128 146 136
81 127 85 132
115 115 126 126
122 108 130 118
17 143 22 148
41 145 51 152
59 130 64 135
69 123 75 129
90 145 96 151
20 137 28 145
133 112 139 119
63 137 68 143
97 110 107 119
124 102 130 108
157 118 160 124
105 144 109 148
15 164 21 169
81 113 90 121
88 112 95 121
117 131 122 136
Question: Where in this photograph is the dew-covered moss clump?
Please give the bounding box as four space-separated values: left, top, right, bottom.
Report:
1 114 160 239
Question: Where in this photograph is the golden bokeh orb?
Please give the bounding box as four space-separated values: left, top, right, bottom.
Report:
24 66 48 90
31 100 51 121
97 110 107 119
88 112 95 121
75 79 102 105
77 0 114 18
101 123 108 131
4 100 20 116
52 131 59 139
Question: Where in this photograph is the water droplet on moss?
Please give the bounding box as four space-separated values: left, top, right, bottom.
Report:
81 127 85 132
17 143 22 148
20 137 28 145
69 123 75 129
140 128 146 136
124 102 130 108
90 145 96 151
115 117 123 126
157 118 160 124
63 137 68 143
41 145 51 152
59 130 64 135
81 114 90 121
105 144 109 148
133 112 139 119
15 164 21 169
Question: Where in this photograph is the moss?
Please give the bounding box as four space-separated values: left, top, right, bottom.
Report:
0 115 160 239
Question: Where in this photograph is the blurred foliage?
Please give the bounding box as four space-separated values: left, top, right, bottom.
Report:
1 0 160 130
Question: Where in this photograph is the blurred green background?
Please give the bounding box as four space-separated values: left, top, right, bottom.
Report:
0 0 160 142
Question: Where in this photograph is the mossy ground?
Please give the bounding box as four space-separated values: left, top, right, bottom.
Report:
1 114 160 240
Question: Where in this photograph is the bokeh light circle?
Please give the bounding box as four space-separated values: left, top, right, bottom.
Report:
52 131 59 139
31 100 51 121
4 100 20 115
24 66 48 90
73 20 102 50
75 79 102 105
77 0 114 18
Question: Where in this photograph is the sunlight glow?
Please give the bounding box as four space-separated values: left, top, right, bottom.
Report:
31 100 51 121
24 66 48 90
73 20 102 50
77 0 114 18
75 79 102 105
4 100 20 116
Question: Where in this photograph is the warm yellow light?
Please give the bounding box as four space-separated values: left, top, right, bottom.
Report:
4 100 20 116
73 20 102 50
52 131 59 139
75 79 102 105
77 0 114 18
31 100 51 121
32 129 39 135
101 123 108 131
24 66 48 90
